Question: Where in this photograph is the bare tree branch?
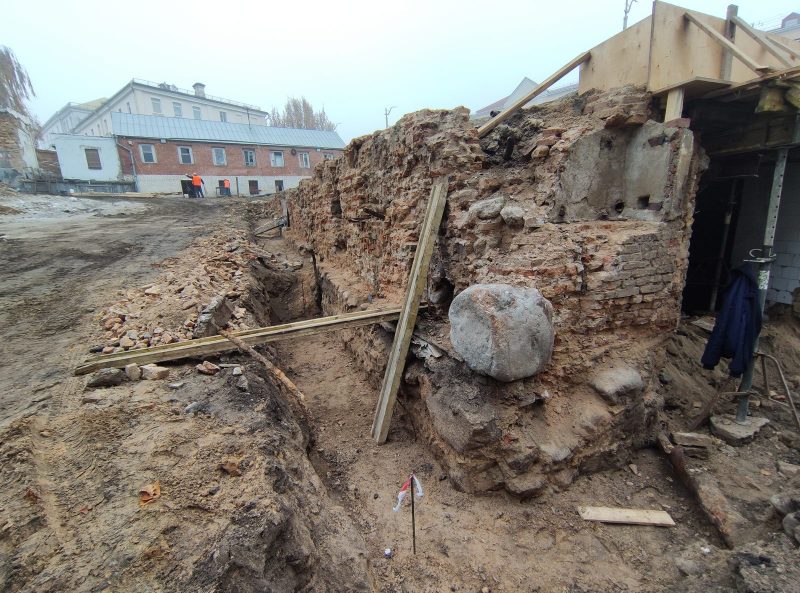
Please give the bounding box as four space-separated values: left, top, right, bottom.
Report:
267 96 336 131
0 46 35 117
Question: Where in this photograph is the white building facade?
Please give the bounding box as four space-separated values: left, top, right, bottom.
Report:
72 80 270 138
39 99 106 148
52 134 124 182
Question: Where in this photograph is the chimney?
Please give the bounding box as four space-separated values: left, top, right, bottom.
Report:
193 82 206 98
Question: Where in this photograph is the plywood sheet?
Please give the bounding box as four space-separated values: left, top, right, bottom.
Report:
649 2 727 92
578 16 652 93
731 29 795 82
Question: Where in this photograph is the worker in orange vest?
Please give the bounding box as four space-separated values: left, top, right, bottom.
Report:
191 173 205 198
223 178 231 196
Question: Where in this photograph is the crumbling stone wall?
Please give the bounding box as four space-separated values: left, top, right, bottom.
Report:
0 112 28 175
283 87 705 495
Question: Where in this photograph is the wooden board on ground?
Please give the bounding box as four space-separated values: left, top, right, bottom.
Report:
371 179 448 443
578 506 676 527
690 317 716 333
75 306 423 375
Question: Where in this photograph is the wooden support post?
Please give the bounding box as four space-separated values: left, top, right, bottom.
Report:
721 5 737 79
664 87 685 121
477 51 591 138
731 15 793 68
371 179 448 443
684 11 769 74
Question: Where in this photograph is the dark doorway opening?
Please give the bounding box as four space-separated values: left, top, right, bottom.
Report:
682 154 762 314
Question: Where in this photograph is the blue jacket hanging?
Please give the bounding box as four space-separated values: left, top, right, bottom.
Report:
700 264 762 378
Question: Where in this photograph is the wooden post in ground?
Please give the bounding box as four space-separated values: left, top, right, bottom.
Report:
371 179 448 443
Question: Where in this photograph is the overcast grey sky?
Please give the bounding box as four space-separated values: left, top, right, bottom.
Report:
5 0 798 142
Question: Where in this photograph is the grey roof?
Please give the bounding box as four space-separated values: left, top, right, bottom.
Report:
472 78 580 120
111 112 345 149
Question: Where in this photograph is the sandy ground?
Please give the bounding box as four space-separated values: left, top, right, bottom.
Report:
1 194 798 592
0 193 239 425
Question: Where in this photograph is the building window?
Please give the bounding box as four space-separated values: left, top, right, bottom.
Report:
275 180 284 192
249 180 259 195
178 146 193 165
271 151 284 167
243 149 256 167
323 152 334 160
193 106 201 120
298 151 310 168
126 102 132 113
151 97 162 114
140 144 156 163
85 148 101 170
213 147 227 166
173 102 182 117
219 111 227 122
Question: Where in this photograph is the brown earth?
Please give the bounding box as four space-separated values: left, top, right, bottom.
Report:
0 194 798 592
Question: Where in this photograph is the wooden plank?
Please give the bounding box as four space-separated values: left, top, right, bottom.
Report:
702 65 800 100
254 216 287 234
478 52 590 138
578 506 675 527
371 179 448 443
731 16 792 68
683 11 768 74
652 76 731 98
578 17 651 94
767 35 800 63
74 306 421 375
664 87 684 121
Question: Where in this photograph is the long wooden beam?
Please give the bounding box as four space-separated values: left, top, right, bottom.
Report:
371 179 448 443
75 306 423 375
684 12 769 74
477 51 591 138
766 34 800 63
702 64 800 100
730 16 793 68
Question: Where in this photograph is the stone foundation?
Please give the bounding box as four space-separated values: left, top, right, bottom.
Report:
281 86 706 496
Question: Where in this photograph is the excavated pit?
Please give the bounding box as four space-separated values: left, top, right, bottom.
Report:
268 86 707 497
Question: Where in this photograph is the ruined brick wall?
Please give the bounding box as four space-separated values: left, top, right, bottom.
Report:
35 149 61 178
283 87 705 495
0 112 27 172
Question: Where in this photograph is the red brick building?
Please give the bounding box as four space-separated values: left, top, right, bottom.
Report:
112 112 344 195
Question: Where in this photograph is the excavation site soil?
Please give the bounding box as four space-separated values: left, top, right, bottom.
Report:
1 193 799 593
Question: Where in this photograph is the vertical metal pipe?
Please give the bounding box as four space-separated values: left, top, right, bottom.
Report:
736 147 788 423
709 179 740 311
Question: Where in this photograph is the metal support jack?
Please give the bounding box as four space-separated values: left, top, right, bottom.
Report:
735 147 787 424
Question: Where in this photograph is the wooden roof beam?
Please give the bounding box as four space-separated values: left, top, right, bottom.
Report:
683 12 770 75
766 34 800 63
477 51 591 138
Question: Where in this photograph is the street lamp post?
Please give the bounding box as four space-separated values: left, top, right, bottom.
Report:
384 106 397 128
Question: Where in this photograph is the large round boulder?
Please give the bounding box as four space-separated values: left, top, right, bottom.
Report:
448 284 554 382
